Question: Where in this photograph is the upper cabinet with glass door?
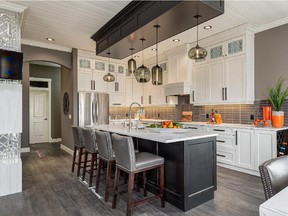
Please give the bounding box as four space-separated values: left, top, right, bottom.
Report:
208 36 245 62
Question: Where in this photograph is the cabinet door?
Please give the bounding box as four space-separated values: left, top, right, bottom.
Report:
208 60 225 103
93 72 107 93
225 55 245 102
109 93 125 106
254 130 277 170
235 129 255 170
78 70 92 91
125 76 143 105
226 36 245 57
178 53 191 82
167 55 177 83
193 64 208 104
209 43 224 61
107 75 125 93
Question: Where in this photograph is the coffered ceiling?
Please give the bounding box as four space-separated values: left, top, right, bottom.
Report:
5 1 288 61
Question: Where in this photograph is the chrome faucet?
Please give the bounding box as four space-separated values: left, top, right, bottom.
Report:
129 102 143 131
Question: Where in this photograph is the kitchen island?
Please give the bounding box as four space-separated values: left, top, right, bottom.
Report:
92 124 218 211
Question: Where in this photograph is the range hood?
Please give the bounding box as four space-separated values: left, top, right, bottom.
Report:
163 82 192 96
91 0 224 59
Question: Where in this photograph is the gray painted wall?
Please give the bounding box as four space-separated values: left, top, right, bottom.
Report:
61 66 74 150
29 64 61 139
255 23 288 99
21 44 72 148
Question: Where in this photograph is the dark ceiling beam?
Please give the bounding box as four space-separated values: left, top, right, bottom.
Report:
91 0 224 59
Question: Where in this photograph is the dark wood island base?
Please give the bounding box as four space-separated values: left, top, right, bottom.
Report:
135 136 217 211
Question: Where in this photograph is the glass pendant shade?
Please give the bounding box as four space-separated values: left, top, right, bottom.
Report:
152 25 163 85
135 38 150 83
103 52 115 82
152 65 163 85
128 48 136 75
103 72 115 82
128 58 136 75
135 64 150 83
188 15 207 60
188 45 207 60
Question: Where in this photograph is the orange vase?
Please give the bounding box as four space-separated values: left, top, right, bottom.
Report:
272 111 284 128
263 106 272 121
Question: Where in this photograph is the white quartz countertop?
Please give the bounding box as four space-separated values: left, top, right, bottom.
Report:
179 122 288 131
90 124 218 143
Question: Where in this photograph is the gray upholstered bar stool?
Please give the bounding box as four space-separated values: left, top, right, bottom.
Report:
81 128 98 187
71 126 85 177
95 130 115 202
111 134 165 216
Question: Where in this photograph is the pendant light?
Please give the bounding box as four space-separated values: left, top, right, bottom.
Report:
128 48 136 75
152 25 163 85
188 15 207 60
135 38 150 83
103 52 115 82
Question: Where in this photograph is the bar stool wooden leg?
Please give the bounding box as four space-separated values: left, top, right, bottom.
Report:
160 164 165 208
72 146 77 172
143 171 147 197
77 147 83 177
127 172 135 216
112 167 120 209
82 151 88 181
105 160 113 202
96 158 102 193
89 153 96 187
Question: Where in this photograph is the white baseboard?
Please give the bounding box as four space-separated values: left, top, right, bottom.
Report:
21 147 30 153
217 163 260 177
49 138 62 143
60 144 73 155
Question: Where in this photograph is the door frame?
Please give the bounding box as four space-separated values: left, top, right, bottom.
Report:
29 77 52 143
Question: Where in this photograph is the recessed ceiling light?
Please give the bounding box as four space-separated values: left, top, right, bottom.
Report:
151 48 157 51
173 39 180 42
46 37 54 42
204 25 212 30
134 55 139 58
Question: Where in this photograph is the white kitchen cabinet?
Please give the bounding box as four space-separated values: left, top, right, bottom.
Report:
107 75 125 93
77 58 108 92
191 64 209 104
235 129 255 170
208 36 245 61
207 55 247 103
125 76 143 106
254 130 277 170
109 93 125 106
166 45 192 84
191 32 254 105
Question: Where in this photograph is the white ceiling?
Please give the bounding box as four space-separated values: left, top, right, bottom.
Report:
6 0 288 61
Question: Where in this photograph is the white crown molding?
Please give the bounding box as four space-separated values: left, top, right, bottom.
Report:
21 39 72 53
255 16 288 33
0 2 26 13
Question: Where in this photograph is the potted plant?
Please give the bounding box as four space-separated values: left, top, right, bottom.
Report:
268 77 288 128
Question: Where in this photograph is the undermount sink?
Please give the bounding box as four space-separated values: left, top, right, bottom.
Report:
145 128 192 134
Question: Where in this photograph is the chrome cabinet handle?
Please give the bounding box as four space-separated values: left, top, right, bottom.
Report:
222 88 224 100
225 87 227 100
149 95 151 104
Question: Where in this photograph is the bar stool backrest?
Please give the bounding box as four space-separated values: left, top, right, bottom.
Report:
81 128 98 153
95 130 114 161
111 133 135 172
71 126 84 147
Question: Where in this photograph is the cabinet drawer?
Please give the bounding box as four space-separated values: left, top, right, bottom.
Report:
217 148 236 165
216 135 235 150
206 126 234 135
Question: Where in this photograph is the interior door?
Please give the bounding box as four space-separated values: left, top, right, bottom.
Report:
30 89 49 144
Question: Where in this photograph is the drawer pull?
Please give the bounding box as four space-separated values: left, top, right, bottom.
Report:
217 154 226 158
235 130 238 145
217 140 225 143
187 127 198 129
213 129 225 132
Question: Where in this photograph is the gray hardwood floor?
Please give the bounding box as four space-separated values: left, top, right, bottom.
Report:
0 143 265 216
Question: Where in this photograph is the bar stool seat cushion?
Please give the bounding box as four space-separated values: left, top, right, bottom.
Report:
135 152 164 171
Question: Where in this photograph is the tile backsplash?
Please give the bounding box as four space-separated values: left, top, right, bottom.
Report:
110 99 288 125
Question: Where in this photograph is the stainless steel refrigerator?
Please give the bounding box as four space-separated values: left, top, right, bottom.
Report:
78 92 109 127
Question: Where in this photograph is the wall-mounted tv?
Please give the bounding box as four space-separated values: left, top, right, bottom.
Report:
0 49 23 80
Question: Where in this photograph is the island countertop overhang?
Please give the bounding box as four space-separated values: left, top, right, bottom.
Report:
91 124 218 143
